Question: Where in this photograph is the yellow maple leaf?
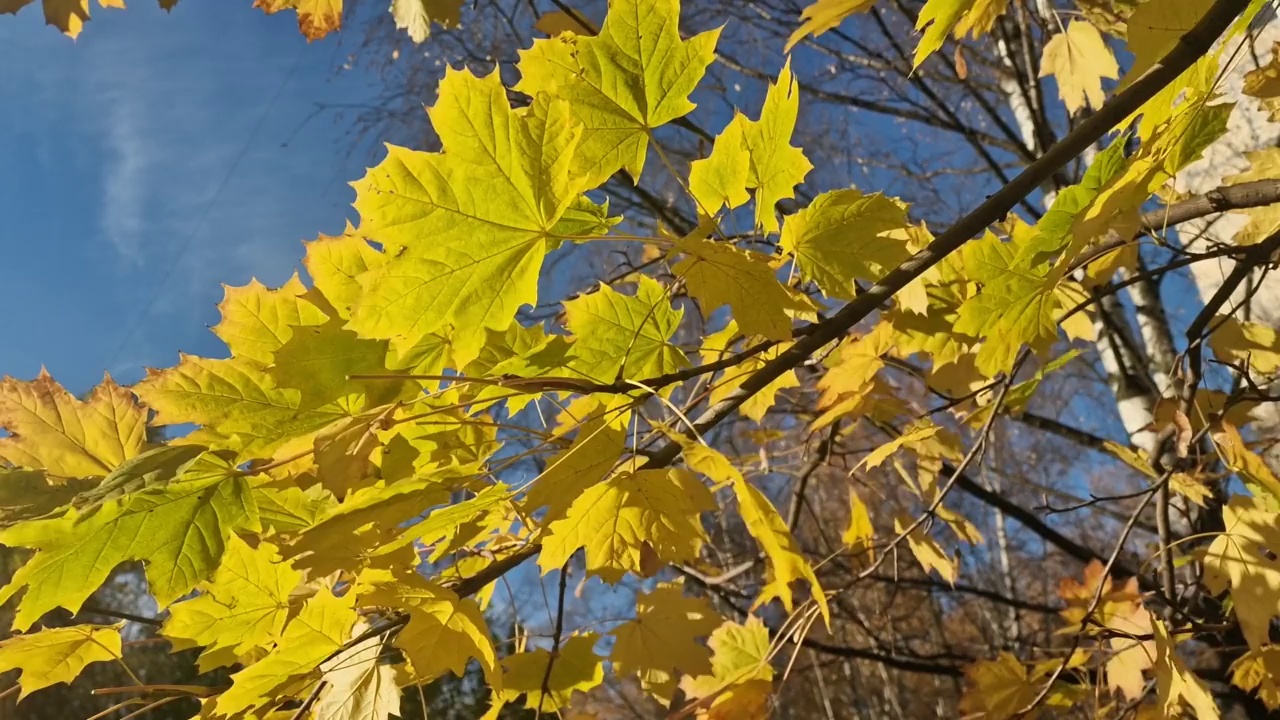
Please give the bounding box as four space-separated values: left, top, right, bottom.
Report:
163 536 302 672
701 321 801 423
1208 314 1280 377
1204 496 1280 651
0 0 131 39
784 0 875 51
499 634 602 711
254 0 341 41
780 189 910 300
687 61 810 232
1211 423 1280 503
215 588 358 717
812 320 895 429
0 624 121 699
1039 21 1119 114
302 226 387 321
135 354 349 457
1231 646 1280 710
350 68 587 366
514 0 719 186
679 617 775 719
562 275 687 384
1119 0 1213 90
358 570 500 689
1153 619 1219 720
390 0 460 43
212 274 328 364
0 371 146 479
957 653 1040 720
539 468 714 582
673 235 813 342
842 490 874 559
315 619 401 720
895 514 957 584
684 443 829 624
611 582 722 681
523 418 625 523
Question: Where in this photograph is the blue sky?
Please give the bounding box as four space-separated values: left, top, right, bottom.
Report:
0 1 379 393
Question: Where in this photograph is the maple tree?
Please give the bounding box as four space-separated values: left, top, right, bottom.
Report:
11 0 1280 718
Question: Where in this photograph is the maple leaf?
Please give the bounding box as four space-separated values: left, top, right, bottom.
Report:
539 468 714 582
135 354 349 456
0 624 121 699
957 653 1041 720
523 418 625 523
562 275 687 383
390 0 459 43
499 634 603 711
784 0 875 52
303 226 387 320
1211 423 1280 503
895 515 957 584
212 274 328 364
611 582 722 680
315 620 401 720
214 588 359 717
269 320 397 414
1039 21 1119 114
254 0 341 41
780 189 910 300
672 235 811 342
912 0 969 68
1231 646 1280 710
1243 43 1280 122
1153 619 1220 720
0 452 258 630
812 320 895 429
1204 496 1280 651
374 482 512 562
684 443 829 623
0 371 146 479
857 421 939 471
357 570 499 689
1209 314 1280 377
0 0 129 39
285 477 453 575
842 491 874 559
679 617 775 719
1057 561 1154 700
1119 0 1213 89
350 69 586 366
515 0 719 185
688 61 810 232
163 536 302 672
701 321 801 423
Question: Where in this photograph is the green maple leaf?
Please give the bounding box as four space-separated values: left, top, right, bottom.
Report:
0 452 258 630
515 0 720 186
349 68 587 366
